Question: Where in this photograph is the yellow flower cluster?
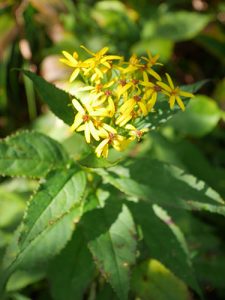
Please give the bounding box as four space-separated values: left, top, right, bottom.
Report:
61 46 194 158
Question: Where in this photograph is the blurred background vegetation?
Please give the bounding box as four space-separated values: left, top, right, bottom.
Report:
0 0 225 299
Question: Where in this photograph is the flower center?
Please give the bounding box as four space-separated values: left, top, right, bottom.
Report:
82 114 90 122
105 90 112 96
134 95 141 102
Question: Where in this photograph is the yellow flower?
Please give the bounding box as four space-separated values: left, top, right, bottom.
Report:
60 51 88 82
116 94 148 127
71 99 108 143
140 50 162 81
61 46 195 158
80 45 122 81
141 50 162 67
95 127 126 158
116 77 141 99
125 124 149 141
140 73 161 111
157 73 194 111
121 54 142 74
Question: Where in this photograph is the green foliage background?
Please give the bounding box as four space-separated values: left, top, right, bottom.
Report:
0 0 225 300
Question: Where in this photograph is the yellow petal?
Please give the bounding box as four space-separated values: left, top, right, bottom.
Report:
69 68 80 82
179 90 194 98
147 68 161 81
62 51 78 65
176 96 185 111
166 73 174 89
102 123 117 133
72 99 85 114
120 98 135 113
59 58 76 67
99 47 109 56
138 102 148 116
95 139 109 157
169 95 176 109
157 81 172 93
76 124 85 132
125 124 136 131
80 45 95 56
70 113 83 131
147 92 157 111
84 123 91 143
88 121 100 141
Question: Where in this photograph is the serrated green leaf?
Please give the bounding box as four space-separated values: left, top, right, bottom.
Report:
147 131 225 197
128 202 201 296
131 259 190 300
21 70 75 125
87 204 137 300
0 131 69 178
0 166 86 295
96 158 225 216
78 199 136 300
18 165 86 249
48 229 95 300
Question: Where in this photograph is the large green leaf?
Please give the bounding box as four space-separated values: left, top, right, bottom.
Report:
147 131 225 197
48 229 95 300
79 199 136 300
0 131 69 178
128 202 201 296
21 70 75 125
0 165 86 295
96 158 225 215
142 11 211 42
88 205 136 300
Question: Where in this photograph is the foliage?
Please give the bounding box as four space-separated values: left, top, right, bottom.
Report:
0 0 225 300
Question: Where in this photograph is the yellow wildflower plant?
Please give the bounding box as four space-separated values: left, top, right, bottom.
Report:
61 45 194 158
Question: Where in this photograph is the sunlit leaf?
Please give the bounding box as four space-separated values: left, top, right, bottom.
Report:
96 158 225 216
0 165 86 295
131 259 190 300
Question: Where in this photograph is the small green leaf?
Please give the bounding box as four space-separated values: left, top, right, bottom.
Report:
48 229 95 300
0 131 69 178
21 70 75 125
131 259 190 300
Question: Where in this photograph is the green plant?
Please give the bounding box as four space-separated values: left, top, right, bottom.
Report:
0 47 224 300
